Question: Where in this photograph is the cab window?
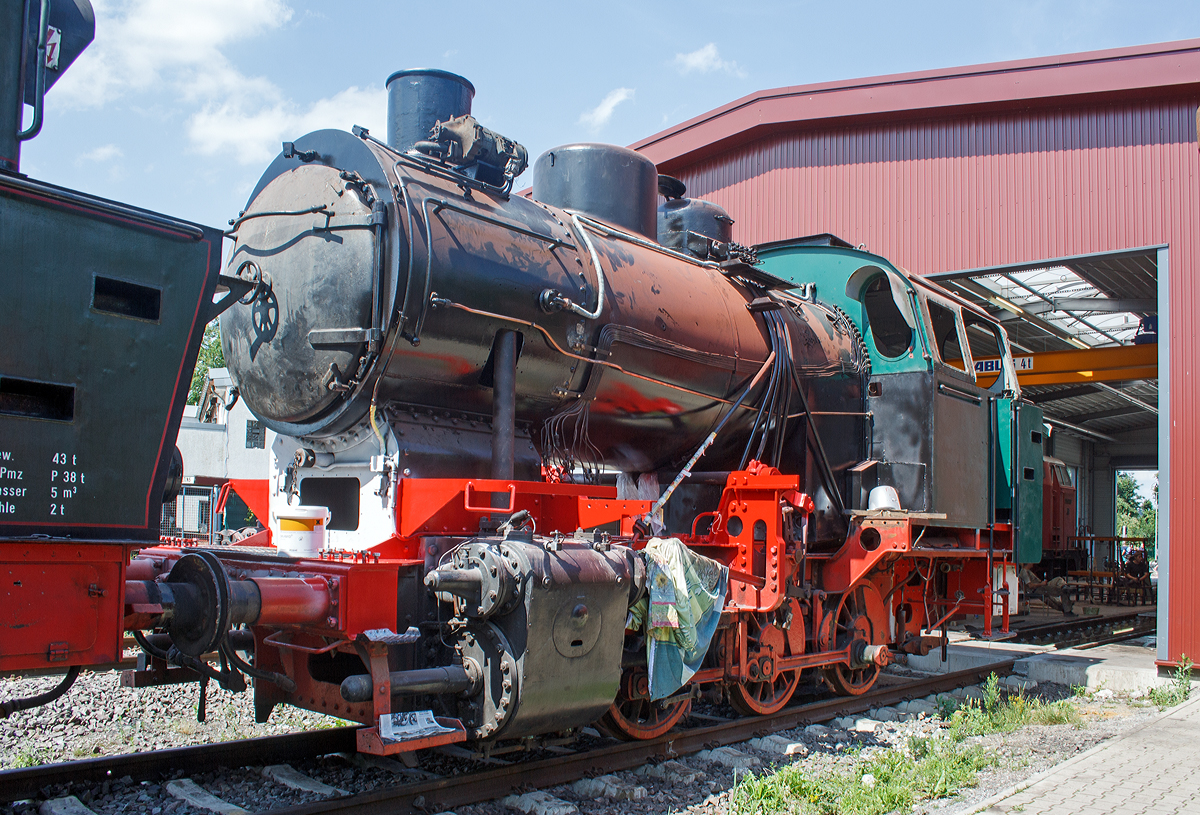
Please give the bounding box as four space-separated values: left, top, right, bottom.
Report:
928 301 967 372
863 276 913 358
963 313 1004 360
963 313 1010 391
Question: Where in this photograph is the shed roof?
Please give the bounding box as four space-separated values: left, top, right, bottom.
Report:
632 39 1200 171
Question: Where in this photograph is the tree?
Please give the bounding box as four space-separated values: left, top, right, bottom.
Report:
188 322 226 405
1116 472 1157 558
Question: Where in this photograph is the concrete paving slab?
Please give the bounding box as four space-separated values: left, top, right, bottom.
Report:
974 694 1200 814
1016 641 1194 693
906 636 1048 674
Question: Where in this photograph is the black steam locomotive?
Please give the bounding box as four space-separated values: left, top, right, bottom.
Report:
2 13 1042 754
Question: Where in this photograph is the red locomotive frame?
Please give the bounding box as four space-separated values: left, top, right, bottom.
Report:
41 462 1010 750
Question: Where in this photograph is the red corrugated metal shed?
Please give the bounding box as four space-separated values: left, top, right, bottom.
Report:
631 39 1199 666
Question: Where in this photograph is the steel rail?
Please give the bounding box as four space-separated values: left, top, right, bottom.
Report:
1007 610 1150 643
267 661 1016 815
0 727 360 803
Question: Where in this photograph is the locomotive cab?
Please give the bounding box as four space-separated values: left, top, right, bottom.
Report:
757 238 1044 563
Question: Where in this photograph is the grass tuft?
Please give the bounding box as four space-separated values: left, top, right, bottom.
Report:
947 673 1080 739
9 747 47 769
728 673 1083 814
1149 656 1193 710
729 738 993 815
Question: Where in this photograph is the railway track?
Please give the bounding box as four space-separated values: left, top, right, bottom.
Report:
0 605 1140 797
0 661 1014 814
5 610 1150 813
1007 610 1155 648
0 727 360 804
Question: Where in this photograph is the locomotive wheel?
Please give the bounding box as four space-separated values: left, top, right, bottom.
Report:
595 670 691 740
824 582 888 696
728 601 805 716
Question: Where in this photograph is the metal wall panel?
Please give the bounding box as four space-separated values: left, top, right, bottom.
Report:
669 98 1196 664
1051 432 1085 469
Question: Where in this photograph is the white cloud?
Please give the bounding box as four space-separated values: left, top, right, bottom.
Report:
53 0 293 108
189 86 387 165
673 43 746 78
578 88 634 131
77 144 123 164
51 0 387 165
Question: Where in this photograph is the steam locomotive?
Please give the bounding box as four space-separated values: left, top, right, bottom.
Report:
1 13 1043 753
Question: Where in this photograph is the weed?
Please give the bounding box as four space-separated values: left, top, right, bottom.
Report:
729 738 994 815
1030 700 1081 726
907 735 933 759
982 673 1002 716
936 695 960 718
1149 656 1194 709
947 674 1081 739
9 747 47 769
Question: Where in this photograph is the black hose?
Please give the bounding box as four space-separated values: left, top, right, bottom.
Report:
221 639 296 693
135 629 246 693
133 629 170 660
789 359 847 518
0 666 81 718
741 309 793 470
740 312 782 469
774 315 797 466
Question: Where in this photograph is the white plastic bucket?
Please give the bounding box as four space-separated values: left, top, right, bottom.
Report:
274 505 330 557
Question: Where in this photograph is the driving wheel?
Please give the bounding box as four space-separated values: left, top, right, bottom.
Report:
595 669 691 740
728 599 806 715
823 581 887 696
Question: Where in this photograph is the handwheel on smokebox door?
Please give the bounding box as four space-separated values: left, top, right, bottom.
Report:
728 599 806 716
823 581 888 696
595 669 691 741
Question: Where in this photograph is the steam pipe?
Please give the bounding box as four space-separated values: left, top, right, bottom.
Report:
424 568 484 596
339 664 477 702
491 329 517 483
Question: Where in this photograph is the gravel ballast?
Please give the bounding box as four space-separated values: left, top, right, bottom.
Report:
0 670 1165 815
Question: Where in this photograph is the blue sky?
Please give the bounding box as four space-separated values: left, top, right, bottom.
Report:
19 0 1200 232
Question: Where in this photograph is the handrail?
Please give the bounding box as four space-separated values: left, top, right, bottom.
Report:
17 0 51 142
